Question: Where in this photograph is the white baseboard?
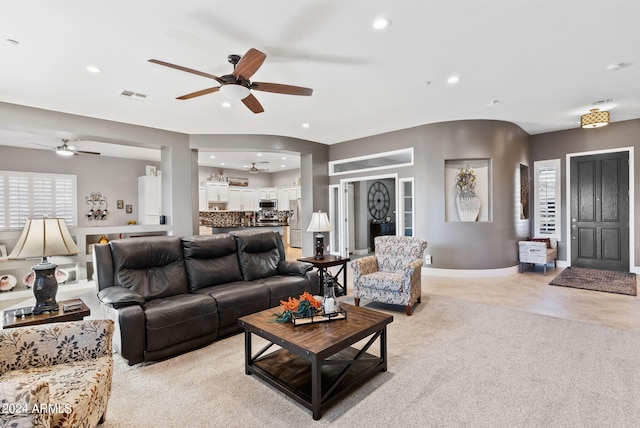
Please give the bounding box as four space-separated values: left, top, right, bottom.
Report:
422 265 520 278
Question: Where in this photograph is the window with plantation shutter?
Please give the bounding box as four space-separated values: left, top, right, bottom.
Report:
533 159 561 239
0 171 77 229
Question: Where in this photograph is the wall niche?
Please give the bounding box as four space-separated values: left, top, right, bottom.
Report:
444 159 492 222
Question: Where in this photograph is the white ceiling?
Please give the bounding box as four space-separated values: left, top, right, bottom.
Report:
1 1 639 160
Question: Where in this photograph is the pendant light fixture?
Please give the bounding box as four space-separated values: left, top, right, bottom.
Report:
580 108 610 128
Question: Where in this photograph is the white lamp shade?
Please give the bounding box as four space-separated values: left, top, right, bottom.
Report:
8 218 80 259
306 211 333 233
219 84 250 100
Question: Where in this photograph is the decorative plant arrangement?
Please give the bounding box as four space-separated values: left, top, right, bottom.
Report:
455 164 477 195
274 292 322 323
455 164 481 222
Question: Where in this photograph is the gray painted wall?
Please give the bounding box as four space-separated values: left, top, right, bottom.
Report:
531 118 640 266
329 120 531 270
0 145 160 227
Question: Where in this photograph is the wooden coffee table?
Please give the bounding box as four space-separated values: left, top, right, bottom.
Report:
239 303 393 420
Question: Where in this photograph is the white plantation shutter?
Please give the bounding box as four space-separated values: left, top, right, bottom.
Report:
534 159 561 239
0 171 77 229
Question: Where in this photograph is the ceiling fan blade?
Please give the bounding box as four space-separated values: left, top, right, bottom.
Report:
250 82 313 96
148 59 224 84
176 86 220 100
242 93 265 114
233 48 266 80
76 150 101 156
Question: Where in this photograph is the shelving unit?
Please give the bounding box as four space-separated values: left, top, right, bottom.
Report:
0 224 172 303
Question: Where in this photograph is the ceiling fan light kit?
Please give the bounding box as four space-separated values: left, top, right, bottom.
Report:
219 84 250 100
581 108 610 128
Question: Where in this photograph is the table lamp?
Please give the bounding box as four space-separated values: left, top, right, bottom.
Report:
8 218 80 314
306 211 333 260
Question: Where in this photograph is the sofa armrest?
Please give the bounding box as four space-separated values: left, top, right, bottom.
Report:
351 256 378 279
97 286 145 309
277 260 313 276
0 380 51 427
403 259 424 284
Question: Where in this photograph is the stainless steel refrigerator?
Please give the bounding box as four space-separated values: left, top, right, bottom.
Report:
289 198 302 248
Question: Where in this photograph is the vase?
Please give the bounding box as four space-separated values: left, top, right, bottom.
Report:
456 192 481 222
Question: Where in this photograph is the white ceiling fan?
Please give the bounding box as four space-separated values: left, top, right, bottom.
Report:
32 139 101 157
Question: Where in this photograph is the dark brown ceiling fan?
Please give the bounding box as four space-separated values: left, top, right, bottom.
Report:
148 48 313 114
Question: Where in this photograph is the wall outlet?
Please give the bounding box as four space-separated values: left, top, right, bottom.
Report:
424 254 432 265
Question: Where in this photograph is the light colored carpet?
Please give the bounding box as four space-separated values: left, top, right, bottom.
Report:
101 295 640 427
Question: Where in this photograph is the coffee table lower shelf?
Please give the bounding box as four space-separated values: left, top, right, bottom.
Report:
247 345 385 419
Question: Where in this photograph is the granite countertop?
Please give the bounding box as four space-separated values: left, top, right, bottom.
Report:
209 223 288 228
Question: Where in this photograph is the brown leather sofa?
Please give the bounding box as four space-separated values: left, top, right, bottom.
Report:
94 230 317 365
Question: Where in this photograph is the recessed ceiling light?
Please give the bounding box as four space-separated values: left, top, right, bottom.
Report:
373 18 391 30
281 157 287 160
302 122 310 128
86 65 102 74
220 162 225 166
209 155 216 159
281 165 286 168
447 75 460 84
6 39 19 45
243 165 249 168
221 101 231 108
257 153 262 157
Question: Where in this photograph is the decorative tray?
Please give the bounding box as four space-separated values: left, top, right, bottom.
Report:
291 308 347 326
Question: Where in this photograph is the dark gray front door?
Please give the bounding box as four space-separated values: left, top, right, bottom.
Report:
570 151 629 271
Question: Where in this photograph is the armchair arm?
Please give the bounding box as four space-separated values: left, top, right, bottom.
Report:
0 380 50 428
351 256 378 280
403 259 424 285
278 260 313 276
97 286 145 309
0 320 113 371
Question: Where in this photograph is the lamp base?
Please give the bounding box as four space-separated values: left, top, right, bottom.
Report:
32 261 59 314
314 233 325 260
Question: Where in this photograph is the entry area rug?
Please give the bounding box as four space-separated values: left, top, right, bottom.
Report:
549 267 637 296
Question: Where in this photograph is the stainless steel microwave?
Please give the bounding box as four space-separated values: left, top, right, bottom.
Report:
258 199 277 210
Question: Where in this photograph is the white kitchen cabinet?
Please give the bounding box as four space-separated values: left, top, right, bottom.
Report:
206 182 229 202
257 187 277 200
277 187 291 211
198 186 207 211
138 176 161 224
228 188 256 211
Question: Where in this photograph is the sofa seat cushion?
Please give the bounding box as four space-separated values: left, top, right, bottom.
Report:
195 281 270 329
358 271 404 292
1 357 112 428
258 275 313 306
144 294 218 352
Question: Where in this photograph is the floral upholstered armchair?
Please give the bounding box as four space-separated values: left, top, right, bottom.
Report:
351 236 427 315
0 319 114 428
518 237 558 275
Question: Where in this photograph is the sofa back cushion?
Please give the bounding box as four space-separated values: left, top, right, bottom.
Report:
109 236 189 300
231 230 281 281
181 234 243 291
375 235 428 273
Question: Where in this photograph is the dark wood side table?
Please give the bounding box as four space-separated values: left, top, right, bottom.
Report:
298 255 350 296
2 299 91 329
